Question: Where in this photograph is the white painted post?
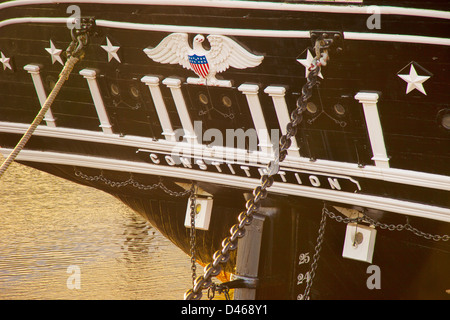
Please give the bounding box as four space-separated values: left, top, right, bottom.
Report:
23 64 56 127
162 78 197 144
264 85 300 157
141 76 176 142
79 68 113 134
233 214 265 300
355 92 390 168
238 83 273 155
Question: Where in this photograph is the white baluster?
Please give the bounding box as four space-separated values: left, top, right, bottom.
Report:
264 85 300 158
162 78 197 144
238 83 273 155
23 64 56 127
141 76 176 142
79 68 113 134
355 92 389 168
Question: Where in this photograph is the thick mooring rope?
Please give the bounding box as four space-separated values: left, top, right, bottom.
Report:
0 44 83 179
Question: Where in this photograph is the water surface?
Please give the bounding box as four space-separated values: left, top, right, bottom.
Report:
0 161 194 300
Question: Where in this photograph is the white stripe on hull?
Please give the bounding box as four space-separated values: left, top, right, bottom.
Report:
1 1 449 21
1 121 449 193
1 147 449 223
1 17 450 47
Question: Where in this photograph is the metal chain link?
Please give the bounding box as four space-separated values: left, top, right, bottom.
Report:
300 205 449 300
189 183 198 287
75 168 201 284
183 40 328 300
324 207 449 242
74 169 192 197
300 205 327 300
207 283 231 300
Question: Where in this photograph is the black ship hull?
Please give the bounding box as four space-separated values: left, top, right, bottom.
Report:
0 0 449 299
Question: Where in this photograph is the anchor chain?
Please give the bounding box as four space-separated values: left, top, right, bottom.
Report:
189 183 198 287
183 39 329 300
300 205 328 300
207 283 231 300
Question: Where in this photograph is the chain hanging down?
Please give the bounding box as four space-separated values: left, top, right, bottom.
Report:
324 206 450 242
184 39 330 300
299 205 328 300
74 169 193 197
188 183 198 287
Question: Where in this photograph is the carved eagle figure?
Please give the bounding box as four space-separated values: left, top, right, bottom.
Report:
143 33 264 86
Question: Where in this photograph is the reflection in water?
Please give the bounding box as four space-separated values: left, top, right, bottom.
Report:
0 162 193 299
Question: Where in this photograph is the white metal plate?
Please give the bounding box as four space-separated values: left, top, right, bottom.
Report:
184 197 213 231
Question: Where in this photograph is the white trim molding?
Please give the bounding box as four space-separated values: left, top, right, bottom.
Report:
1 147 449 223
1 17 450 47
1 1 449 21
355 92 390 168
1 121 449 192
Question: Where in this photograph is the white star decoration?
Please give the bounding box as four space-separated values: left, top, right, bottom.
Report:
0 51 12 70
398 64 430 95
297 49 323 79
45 40 64 65
101 37 121 63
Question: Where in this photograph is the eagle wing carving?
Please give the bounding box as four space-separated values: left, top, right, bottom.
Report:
206 34 263 73
144 33 264 86
143 33 192 70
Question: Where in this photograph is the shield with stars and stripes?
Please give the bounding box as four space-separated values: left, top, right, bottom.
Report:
188 54 210 78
